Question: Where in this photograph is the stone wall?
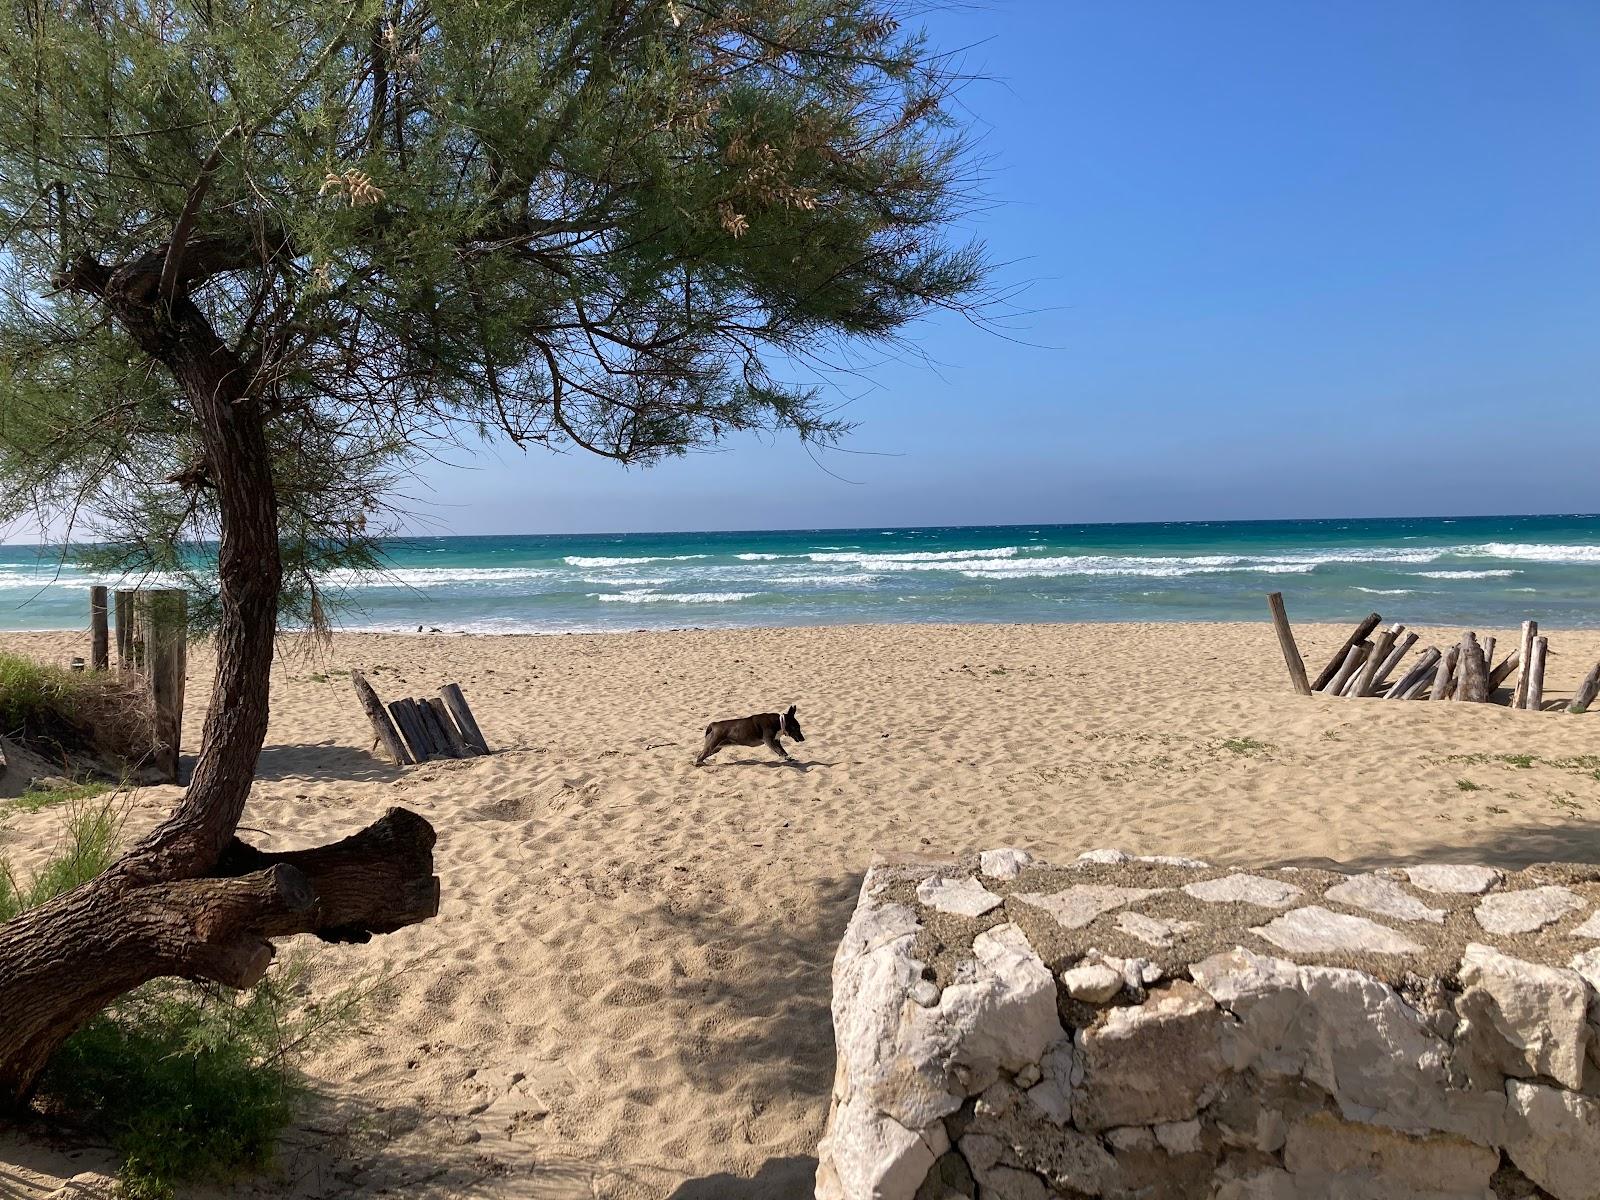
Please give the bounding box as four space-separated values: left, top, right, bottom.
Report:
814 849 1600 1200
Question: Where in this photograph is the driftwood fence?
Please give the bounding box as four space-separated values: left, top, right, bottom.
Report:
73 584 188 781
1267 591 1598 713
351 672 490 765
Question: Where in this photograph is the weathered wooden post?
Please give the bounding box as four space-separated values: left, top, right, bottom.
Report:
442 683 490 754
1513 620 1538 709
146 589 187 782
113 589 135 672
1265 592 1311 697
1311 613 1382 692
1524 636 1549 712
1353 623 1404 698
352 672 411 765
1570 661 1600 715
89 586 109 672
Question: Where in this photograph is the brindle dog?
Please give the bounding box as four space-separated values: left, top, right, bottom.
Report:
695 705 804 766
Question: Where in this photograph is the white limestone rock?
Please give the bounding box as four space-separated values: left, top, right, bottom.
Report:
1116 910 1195 948
1073 980 1225 1130
1457 943 1590 1090
980 848 1033 880
1193 950 1501 1143
1322 874 1446 924
915 875 1004 918
1077 847 1130 864
1252 906 1424 957
1282 1113 1498 1197
1010 884 1163 930
819 880 1061 1199
1504 1080 1600 1200
1023 1040 1079 1126
1136 853 1211 868
1059 962 1123 1003
1404 864 1502 895
1154 1118 1203 1154
1568 909 1600 939
1474 885 1584 936
1183 873 1303 908
814 1092 947 1200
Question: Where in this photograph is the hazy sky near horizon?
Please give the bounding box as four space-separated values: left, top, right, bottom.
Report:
8 1 1599 543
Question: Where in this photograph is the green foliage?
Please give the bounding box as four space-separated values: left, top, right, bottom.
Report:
0 796 123 924
43 955 384 1200
0 650 151 764
7 777 115 815
0 0 988 622
1455 778 1482 792
1220 737 1273 757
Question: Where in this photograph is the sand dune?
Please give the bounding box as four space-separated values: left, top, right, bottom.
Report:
4 621 1600 1197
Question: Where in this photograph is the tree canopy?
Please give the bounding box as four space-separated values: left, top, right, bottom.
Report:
0 0 986 614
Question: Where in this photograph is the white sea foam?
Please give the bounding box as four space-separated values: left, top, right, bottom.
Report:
1354 587 1416 595
1456 542 1600 563
592 590 759 604
735 553 788 561
563 554 709 567
806 546 1021 564
1413 569 1522 580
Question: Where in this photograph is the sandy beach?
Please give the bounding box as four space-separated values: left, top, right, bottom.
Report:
4 620 1600 1198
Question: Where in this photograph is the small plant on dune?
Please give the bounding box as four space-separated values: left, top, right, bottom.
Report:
0 795 125 922
1220 737 1274 757
1456 779 1482 792
6 777 117 816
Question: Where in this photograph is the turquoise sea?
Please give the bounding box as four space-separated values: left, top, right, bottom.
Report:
1 514 1597 634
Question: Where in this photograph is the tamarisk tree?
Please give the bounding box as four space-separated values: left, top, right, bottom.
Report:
0 0 985 1106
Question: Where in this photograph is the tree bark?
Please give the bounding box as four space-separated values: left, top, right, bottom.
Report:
0 258 441 1110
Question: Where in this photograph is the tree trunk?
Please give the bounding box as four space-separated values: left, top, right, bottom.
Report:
0 264 440 1110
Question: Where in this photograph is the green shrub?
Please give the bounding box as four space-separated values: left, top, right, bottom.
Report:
43 954 381 1200
0 650 151 765
2 799 384 1199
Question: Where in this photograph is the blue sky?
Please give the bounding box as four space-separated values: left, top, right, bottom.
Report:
12 1 1600 542
416 0 1599 535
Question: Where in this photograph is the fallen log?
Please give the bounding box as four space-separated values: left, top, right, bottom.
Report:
1311 613 1382 692
1266 592 1311 696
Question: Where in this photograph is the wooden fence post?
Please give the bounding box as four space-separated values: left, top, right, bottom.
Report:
146 590 187 783
114 589 135 672
1513 620 1538 710
89 586 109 672
1265 593 1311 697
1525 636 1549 712
441 683 490 754
1569 661 1600 715
352 672 411 765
